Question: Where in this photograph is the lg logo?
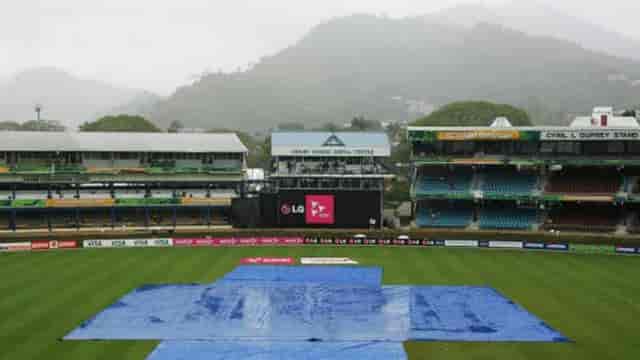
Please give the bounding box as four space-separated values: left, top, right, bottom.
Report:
280 203 304 215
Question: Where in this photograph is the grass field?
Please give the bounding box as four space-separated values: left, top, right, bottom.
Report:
1 246 639 360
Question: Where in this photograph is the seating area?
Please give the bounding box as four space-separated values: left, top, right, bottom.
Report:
481 169 537 195
416 202 473 228
415 168 473 195
479 207 537 230
543 205 620 232
546 167 622 195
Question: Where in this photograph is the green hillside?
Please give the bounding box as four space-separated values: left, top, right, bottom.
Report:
413 101 532 126
150 15 640 130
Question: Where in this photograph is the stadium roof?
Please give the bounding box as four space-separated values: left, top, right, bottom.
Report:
0 131 248 153
271 132 391 157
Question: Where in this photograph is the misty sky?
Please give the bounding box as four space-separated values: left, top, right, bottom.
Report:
2 0 639 95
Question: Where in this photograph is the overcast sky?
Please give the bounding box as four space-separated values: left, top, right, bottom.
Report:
2 0 639 95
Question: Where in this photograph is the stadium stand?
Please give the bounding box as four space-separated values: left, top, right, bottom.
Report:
543 205 620 232
416 201 473 228
546 167 622 195
479 206 537 230
415 167 473 195
480 168 538 196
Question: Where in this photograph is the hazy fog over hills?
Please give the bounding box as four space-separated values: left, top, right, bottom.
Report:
429 2 640 61
0 68 154 128
150 15 640 130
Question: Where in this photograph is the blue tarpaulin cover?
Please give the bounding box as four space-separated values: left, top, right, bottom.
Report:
64 265 568 360
146 341 407 360
217 265 383 286
64 283 566 342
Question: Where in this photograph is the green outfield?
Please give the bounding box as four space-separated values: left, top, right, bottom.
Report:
0 246 639 359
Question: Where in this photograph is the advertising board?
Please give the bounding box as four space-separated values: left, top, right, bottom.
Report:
615 246 638 254
523 242 546 249
445 240 479 247
83 238 173 248
275 190 381 228
171 237 304 247
0 242 31 252
489 241 523 249
436 130 520 141
300 257 359 265
545 243 569 251
240 257 295 265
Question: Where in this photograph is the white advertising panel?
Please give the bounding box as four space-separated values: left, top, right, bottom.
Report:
83 238 173 248
300 257 359 265
488 241 523 249
444 240 479 247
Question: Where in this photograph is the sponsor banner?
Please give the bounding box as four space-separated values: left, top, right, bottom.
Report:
305 195 335 225
408 239 421 246
545 243 569 251
300 257 359 265
364 239 379 245
393 239 407 246
540 130 640 141
437 130 520 141
420 240 431 246
571 244 615 254
31 241 50 250
489 241 523 249
83 238 173 248
615 246 639 254
304 237 319 244
431 239 446 246
478 240 490 248
171 237 304 247
523 242 546 250
445 240 479 247
240 257 295 265
320 238 335 245
0 242 31 252
58 241 78 249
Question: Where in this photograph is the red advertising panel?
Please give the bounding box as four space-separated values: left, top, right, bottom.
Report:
305 195 335 225
58 241 78 249
31 241 50 250
0 242 31 252
172 237 304 247
240 257 295 265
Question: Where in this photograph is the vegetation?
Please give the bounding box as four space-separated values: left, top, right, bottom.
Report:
208 129 269 169
167 120 185 133
1 247 639 359
0 120 65 131
79 115 161 132
413 101 532 127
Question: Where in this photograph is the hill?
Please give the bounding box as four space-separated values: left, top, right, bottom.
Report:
150 15 640 130
429 1 640 62
413 101 532 126
0 68 151 128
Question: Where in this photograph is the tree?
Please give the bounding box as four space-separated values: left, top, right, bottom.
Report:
79 115 161 132
19 120 65 132
167 120 185 133
314 122 340 132
0 121 22 131
350 116 382 131
412 101 532 127
276 122 305 131
208 128 269 169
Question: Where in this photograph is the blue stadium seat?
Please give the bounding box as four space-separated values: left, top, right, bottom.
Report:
416 205 472 228
481 170 537 195
415 170 472 195
479 208 537 230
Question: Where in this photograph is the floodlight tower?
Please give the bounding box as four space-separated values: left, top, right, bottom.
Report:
35 104 42 122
